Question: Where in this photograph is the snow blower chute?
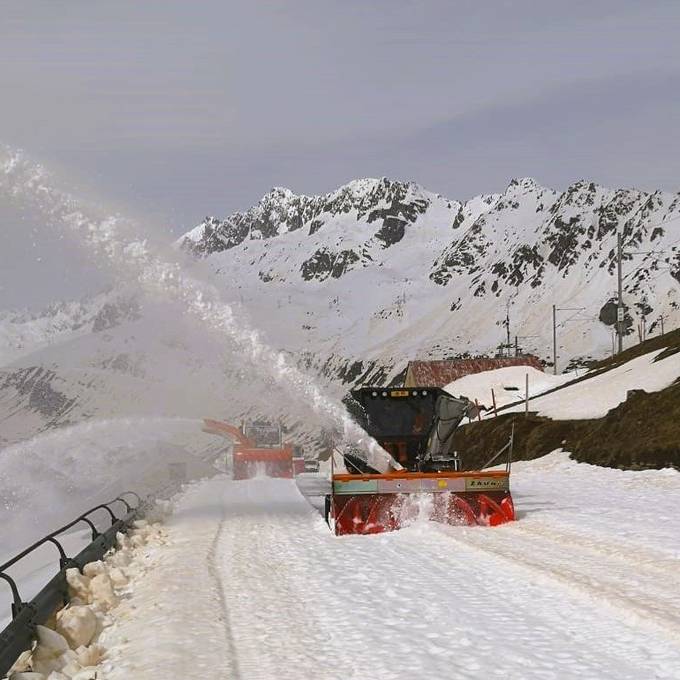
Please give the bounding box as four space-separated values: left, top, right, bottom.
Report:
202 418 296 480
326 387 515 535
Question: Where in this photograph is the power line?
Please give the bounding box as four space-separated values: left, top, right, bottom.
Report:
552 305 585 375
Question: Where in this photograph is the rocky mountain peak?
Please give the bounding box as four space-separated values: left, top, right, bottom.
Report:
178 176 440 259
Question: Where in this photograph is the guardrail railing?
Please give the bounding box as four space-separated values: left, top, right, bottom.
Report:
0 491 144 677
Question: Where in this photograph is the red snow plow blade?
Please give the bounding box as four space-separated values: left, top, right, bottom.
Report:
330 470 514 535
233 447 295 480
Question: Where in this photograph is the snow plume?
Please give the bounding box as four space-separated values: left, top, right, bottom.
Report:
0 417 207 555
0 148 395 471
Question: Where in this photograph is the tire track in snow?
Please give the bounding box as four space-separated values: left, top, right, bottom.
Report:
213 478 680 680
510 520 680 582
207 490 242 680
214 480 346 680
432 521 680 646
355 524 680 680
102 478 240 679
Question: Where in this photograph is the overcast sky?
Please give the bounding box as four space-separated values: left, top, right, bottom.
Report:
2 0 680 307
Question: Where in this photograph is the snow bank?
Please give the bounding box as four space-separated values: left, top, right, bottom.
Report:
444 365 572 409
4 508 171 680
504 349 680 419
447 349 680 421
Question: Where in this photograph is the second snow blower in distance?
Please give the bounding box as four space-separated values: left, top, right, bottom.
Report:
202 418 300 480
326 386 515 535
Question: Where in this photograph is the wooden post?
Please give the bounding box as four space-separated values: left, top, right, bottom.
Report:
552 304 557 375
525 373 529 417
475 399 482 422
491 389 498 418
617 231 624 354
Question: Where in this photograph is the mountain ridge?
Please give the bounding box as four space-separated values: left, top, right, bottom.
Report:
176 175 680 372
3 175 680 453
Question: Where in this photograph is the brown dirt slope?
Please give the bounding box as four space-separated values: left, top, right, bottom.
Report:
453 329 680 471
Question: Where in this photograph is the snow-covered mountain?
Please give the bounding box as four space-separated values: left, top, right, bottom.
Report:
0 289 141 366
3 175 680 451
179 176 680 377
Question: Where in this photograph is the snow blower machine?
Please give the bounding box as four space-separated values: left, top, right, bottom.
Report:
202 418 296 480
326 387 515 535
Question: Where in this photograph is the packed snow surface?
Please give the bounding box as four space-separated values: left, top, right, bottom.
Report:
100 454 680 679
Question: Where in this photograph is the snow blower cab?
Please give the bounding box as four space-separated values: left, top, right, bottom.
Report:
327 386 515 535
342 387 471 474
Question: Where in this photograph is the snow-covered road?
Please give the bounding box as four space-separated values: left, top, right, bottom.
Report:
101 454 680 679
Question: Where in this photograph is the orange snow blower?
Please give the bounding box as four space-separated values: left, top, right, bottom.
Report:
202 419 295 480
326 387 515 535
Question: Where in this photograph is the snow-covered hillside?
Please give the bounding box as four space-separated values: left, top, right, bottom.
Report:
444 345 680 420
179 177 680 380
0 290 140 367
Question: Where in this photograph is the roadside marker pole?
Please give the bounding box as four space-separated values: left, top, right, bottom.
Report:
525 373 529 417
552 304 557 375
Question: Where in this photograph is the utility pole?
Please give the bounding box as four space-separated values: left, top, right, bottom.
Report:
503 303 511 357
552 305 557 375
616 232 624 354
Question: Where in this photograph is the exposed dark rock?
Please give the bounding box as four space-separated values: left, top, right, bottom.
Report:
0 367 77 420
300 248 361 281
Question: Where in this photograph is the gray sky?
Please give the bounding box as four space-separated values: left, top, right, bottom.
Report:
2 0 680 307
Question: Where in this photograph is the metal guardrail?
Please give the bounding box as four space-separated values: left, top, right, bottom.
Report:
0 492 144 677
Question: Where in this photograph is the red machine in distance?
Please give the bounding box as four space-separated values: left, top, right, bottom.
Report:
202 419 296 480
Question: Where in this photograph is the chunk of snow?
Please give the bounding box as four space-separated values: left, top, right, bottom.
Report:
31 626 70 675
74 646 103 668
82 562 106 579
65 570 91 604
56 606 97 649
107 567 128 588
34 626 70 655
8 650 33 674
89 574 118 611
